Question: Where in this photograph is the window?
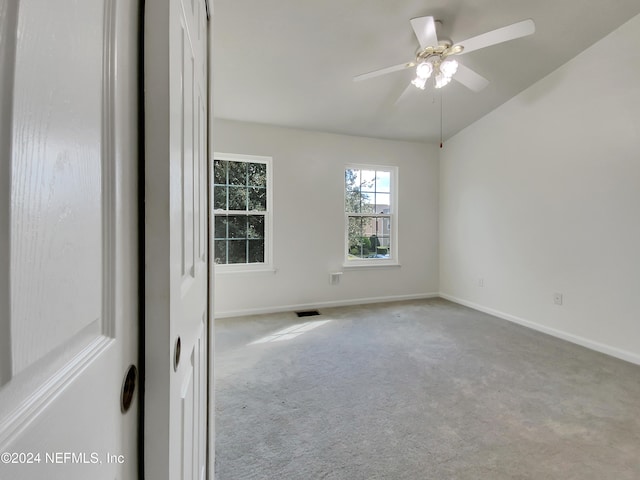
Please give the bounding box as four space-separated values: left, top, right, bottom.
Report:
345 165 397 265
213 153 272 270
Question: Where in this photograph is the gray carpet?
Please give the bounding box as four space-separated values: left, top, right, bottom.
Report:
215 298 640 479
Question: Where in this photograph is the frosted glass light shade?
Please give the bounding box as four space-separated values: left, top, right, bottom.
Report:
411 76 427 90
440 59 459 78
416 62 433 80
434 72 452 89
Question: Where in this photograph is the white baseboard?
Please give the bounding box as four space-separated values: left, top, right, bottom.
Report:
214 292 439 319
439 293 640 366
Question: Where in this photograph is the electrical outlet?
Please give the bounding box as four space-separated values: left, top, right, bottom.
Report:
553 293 563 305
478 278 484 287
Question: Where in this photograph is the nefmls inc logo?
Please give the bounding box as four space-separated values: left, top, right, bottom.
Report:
46 452 100 464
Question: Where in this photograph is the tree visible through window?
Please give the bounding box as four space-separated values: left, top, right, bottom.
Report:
213 154 271 266
345 166 396 262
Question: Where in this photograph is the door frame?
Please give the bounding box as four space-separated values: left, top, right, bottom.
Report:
206 2 215 478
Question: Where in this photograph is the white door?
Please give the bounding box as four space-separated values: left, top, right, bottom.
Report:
0 1 139 479
144 0 210 479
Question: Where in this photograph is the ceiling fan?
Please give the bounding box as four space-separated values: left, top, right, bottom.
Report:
354 16 535 96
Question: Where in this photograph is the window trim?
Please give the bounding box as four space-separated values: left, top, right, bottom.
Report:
343 164 399 267
213 152 273 273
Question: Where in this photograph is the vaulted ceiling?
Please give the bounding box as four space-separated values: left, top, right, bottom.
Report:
213 1 640 143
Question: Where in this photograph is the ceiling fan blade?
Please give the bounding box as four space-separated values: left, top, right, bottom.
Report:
457 19 535 55
353 61 415 82
454 63 489 92
410 16 439 48
393 83 415 106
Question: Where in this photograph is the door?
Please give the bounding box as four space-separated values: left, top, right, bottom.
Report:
144 0 210 479
0 1 139 479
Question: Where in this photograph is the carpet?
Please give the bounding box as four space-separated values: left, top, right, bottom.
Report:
215 298 640 479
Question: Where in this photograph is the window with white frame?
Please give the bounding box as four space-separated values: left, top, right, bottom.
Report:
345 165 397 264
213 153 272 269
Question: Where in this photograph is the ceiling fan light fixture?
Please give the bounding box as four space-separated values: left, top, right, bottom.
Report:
440 59 459 78
434 71 452 89
416 61 433 80
411 76 427 90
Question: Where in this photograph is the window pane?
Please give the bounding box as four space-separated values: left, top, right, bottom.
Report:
348 217 363 258
228 215 246 239
376 170 390 193
375 193 390 212
228 161 247 186
346 198 361 213
248 187 267 211
361 216 378 238
213 186 227 210
214 240 227 264
247 215 264 239
348 216 376 258
371 218 391 257
360 170 375 190
345 169 360 213
248 216 264 239
380 217 391 239
365 216 389 238
345 192 361 213
361 192 374 213
228 240 247 264
228 186 247 210
214 216 228 239
248 239 264 263
345 169 358 190
213 159 227 185
248 162 266 187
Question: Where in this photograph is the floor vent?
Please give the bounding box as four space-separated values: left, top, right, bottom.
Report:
295 310 320 318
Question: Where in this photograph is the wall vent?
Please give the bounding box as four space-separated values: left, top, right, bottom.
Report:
295 310 320 318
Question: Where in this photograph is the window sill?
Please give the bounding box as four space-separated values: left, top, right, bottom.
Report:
214 265 277 275
341 262 401 270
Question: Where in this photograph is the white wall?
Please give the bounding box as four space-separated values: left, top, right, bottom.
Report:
213 120 439 316
440 14 640 363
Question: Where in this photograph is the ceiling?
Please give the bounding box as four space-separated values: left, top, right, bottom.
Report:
212 1 640 143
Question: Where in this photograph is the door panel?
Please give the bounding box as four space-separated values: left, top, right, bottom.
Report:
145 0 209 478
0 0 139 479
174 3 208 478
10 0 104 376
180 319 206 480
